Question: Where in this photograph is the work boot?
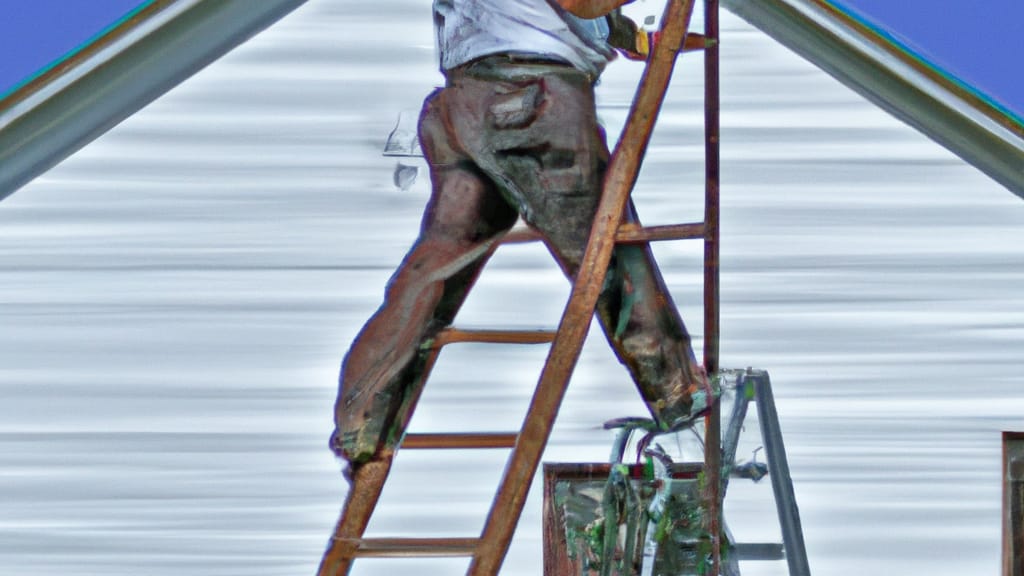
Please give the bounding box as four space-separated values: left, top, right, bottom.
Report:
666 375 721 431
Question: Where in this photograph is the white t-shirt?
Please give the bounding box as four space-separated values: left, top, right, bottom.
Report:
433 0 615 77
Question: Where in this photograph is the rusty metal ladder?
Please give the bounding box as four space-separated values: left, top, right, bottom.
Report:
317 0 721 573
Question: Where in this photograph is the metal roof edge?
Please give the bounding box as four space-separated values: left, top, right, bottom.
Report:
722 0 1024 200
0 0 308 203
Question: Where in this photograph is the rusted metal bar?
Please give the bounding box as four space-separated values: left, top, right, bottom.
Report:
433 328 556 347
615 221 705 243
703 0 721 377
402 433 518 450
703 400 723 575
353 538 480 558
542 464 574 576
1006 432 1024 576
469 2 697 575
701 2 723 573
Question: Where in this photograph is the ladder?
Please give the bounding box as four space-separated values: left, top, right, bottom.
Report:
317 0 721 573
542 370 810 576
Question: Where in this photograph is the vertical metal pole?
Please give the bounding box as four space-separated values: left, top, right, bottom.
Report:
702 2 723 574
753 371 811 576
719 374 751 498
703 0 721 375
1006 432 1024 576
704 400 723 576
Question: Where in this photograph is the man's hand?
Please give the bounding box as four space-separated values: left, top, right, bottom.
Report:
556 0 634 19
606 8 651 61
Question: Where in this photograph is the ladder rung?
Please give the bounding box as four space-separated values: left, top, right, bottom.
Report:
402 432 518 450
501 221 707 244
434 328 556 346
657 541 784 561
352 537 480 558
615 222 705 243
682 33 711 51
734 542 786 561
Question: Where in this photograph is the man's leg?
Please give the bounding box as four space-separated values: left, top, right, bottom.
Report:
332 89 518 470
454 64 706 428
598 212 707 426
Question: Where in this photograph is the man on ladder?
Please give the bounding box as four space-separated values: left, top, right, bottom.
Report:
331 0 711 505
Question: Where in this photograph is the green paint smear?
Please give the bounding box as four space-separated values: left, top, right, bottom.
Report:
1 0 159 102
821 0 1024 131
744 381 755 401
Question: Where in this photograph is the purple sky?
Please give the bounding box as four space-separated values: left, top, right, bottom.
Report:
2 0 1021 121
1 0 149 98
832 0 1023 119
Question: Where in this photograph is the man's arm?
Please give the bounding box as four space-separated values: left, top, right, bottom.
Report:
556 0 633 19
